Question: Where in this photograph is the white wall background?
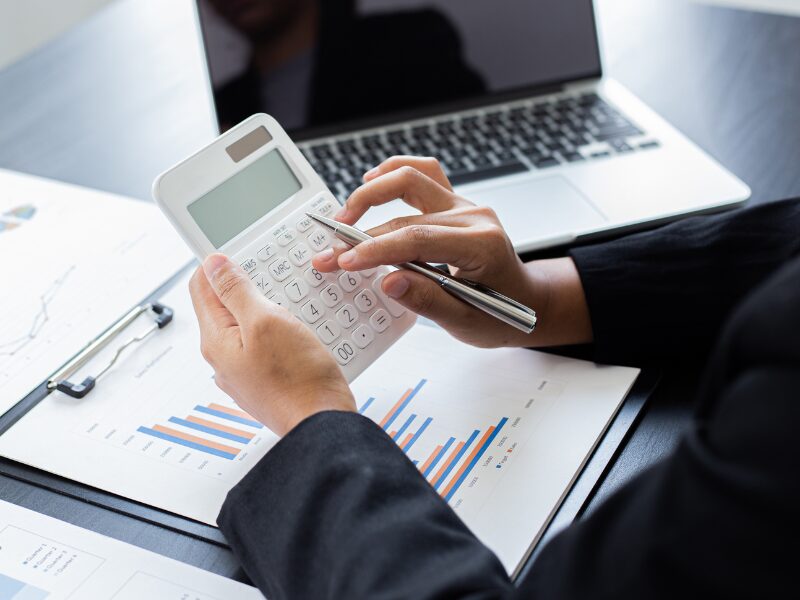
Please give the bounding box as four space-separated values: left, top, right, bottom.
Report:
0 0 113 70
0 0 797 72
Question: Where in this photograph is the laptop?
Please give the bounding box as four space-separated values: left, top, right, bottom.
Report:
195 0 750 252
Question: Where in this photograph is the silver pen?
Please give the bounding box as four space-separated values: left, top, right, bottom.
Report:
307 213 537 334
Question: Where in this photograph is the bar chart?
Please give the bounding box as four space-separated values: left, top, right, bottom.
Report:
82 396 273 481
359 377 515 508
138 403 263 461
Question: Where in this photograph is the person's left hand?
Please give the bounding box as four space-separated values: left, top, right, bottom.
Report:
188 254 356 436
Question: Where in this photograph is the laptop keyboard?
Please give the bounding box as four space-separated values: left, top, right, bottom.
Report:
301 93 661 201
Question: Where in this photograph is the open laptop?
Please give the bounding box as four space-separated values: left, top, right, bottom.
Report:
195 0 750 252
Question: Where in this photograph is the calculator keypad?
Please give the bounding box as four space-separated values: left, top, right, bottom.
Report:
234 193 415 381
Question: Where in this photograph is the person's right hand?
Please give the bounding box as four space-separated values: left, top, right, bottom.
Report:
312 156 592 349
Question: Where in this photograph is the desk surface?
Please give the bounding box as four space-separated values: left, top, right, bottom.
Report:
0 0 798 583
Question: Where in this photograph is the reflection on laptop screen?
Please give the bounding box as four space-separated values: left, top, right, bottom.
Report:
198 0 600 134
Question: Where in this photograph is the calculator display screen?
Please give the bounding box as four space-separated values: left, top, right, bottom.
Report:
188 149 302 248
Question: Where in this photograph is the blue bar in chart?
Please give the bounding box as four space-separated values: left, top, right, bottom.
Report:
402 416 433 453
444 417 508 502
358 397 375 414
392 414 416 441
433 429 480 491
423 437 455 478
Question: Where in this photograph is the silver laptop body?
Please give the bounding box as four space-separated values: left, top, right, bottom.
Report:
197 0 749 252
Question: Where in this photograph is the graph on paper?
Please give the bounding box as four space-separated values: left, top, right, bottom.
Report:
0 266 75 358
357 375 531 512
83 399 271 479
0 203 37 234
0 169 191 411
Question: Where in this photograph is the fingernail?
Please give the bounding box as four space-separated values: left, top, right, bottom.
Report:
364 166 379 179
338 250 355 267
334 202 349 220
316 248 334 262
384 275 410 298
203 254 229 279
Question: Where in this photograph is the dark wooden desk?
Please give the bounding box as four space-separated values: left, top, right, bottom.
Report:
0 0 798 583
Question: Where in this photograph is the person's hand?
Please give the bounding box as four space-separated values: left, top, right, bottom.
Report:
189 254 355 436
313 156 592 349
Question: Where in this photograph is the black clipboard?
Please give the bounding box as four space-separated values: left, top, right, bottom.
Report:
0 264 227 546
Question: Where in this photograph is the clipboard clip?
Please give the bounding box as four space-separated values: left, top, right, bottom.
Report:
47 302 174 399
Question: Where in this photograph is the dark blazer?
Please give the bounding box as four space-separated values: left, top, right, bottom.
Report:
218 199 800 599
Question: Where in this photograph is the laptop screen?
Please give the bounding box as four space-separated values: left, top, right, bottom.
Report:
197 0 601 137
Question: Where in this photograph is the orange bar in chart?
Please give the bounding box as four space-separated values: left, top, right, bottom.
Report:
186 416 255 441
400 432 414 448
379 389 412 428
152 425 241 457
207 403 256 421
440 426 495 499
431 441 465 487
419 445 443 472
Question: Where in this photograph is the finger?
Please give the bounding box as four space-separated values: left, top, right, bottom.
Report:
313 210 472 272
364 207 477 238
379 270 476 328
337 224 494 272
310 238 351 272
336 166 467 225
363 156 453 191
202 254 268 325
189 266 237 333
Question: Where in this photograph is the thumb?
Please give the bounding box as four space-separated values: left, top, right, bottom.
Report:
202 254 264 323
380 270 473 327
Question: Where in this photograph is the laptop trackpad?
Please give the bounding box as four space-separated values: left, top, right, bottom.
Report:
465 175 607 246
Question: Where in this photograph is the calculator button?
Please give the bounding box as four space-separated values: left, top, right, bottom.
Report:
317 201 336 216
269 258 293 281
308 195 337 216
284 278 309 302
320 284 343 307
360 268 377 278
373 276 407 317
257 244 276 262
273 225 298 247
288 243 312 266
335 304 358 329
316 320 341 345
308 228 331 251
268 293 287 307
352 325 375 349
369 309 391 332
296 215 313 232
332 340 357 365
240 258 258 274
304 267 326 287
338 271 361 293
301 299 325 323
250 272 273 295
354 289 378 313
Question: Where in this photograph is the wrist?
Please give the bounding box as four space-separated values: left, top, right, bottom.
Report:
521 257 593 347
281 384 357 436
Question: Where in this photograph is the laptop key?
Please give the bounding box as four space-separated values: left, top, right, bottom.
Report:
534 157 560 169
448 161 529 186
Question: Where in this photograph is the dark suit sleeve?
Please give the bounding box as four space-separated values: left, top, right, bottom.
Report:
219 201 800 599
569 198 800 365
218 411 511 600
220 258 800 600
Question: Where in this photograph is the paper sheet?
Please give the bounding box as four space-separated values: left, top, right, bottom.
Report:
0 271 638 573
0 499 263 599
0 169 192 410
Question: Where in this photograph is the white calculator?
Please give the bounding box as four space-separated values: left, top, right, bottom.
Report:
153 113 416 382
